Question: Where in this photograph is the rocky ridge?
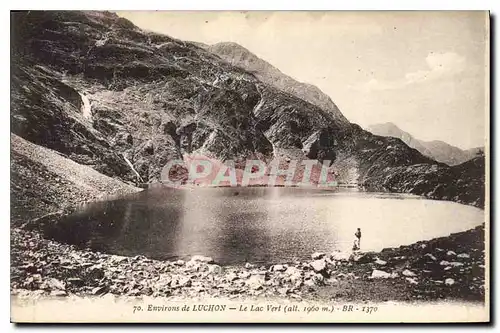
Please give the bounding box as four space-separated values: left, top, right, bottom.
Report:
368 122 484 166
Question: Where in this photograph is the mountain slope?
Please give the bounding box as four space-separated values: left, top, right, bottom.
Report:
368 122 484 166
208 42 350 125
10 11 484 208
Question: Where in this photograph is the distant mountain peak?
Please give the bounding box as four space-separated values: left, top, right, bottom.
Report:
367 122 480 166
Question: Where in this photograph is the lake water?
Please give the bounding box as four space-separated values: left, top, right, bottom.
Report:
43 187 485 265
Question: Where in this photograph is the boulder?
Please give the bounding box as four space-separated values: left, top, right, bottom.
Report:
285 266 302 277
371 270 391 279
405 277 418 285
110 255 128 263
311 252 326 260
312 273 324 285
186 261 203 272
445 278 455 286
244 263 255 269
173 260 185 266
424 253 437 261
374 258 387 266
402 269 416 277
446 251 457 256
41 278 66 291
177 277 192 288
246 275 265 290
457 253 470 259
207 264 224 275
310 259 327 273
270 264 286 272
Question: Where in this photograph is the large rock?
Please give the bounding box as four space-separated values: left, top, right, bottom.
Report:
370 270 391 279
310 259 327 273
311 252 326 260
246 275 265 290
207 264 224 275
285 266 302 277
405 277 418 285
402 269 416 277
424 253 437 261
445 278 455 286
41 278 66 291
270 264 286 272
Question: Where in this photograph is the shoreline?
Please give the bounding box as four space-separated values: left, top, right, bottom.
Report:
10 134 487 303
11 223 486 303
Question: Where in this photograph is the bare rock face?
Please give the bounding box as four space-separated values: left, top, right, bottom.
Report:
208 42 350 125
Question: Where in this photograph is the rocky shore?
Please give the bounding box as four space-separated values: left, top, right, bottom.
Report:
11 224 485 303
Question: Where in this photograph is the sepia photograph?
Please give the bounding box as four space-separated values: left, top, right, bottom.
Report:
9 9 489 323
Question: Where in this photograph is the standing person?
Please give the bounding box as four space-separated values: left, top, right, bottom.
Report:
355 228 362 250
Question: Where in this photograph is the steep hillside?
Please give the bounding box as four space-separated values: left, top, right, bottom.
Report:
368 122 483 166
11 133 140 226
208 42 349 125
10 11 485 208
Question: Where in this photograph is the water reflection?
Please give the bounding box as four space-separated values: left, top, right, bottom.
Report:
43 187 485 265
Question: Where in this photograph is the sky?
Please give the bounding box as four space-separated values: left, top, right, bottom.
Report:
117 11 488 150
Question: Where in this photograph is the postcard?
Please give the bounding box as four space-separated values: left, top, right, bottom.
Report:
10 10 489 323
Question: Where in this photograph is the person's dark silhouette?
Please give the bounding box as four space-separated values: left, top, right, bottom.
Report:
353 228 362 250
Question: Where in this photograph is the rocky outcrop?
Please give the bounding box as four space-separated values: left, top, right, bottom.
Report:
10 11 485 207
360 155 485 208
